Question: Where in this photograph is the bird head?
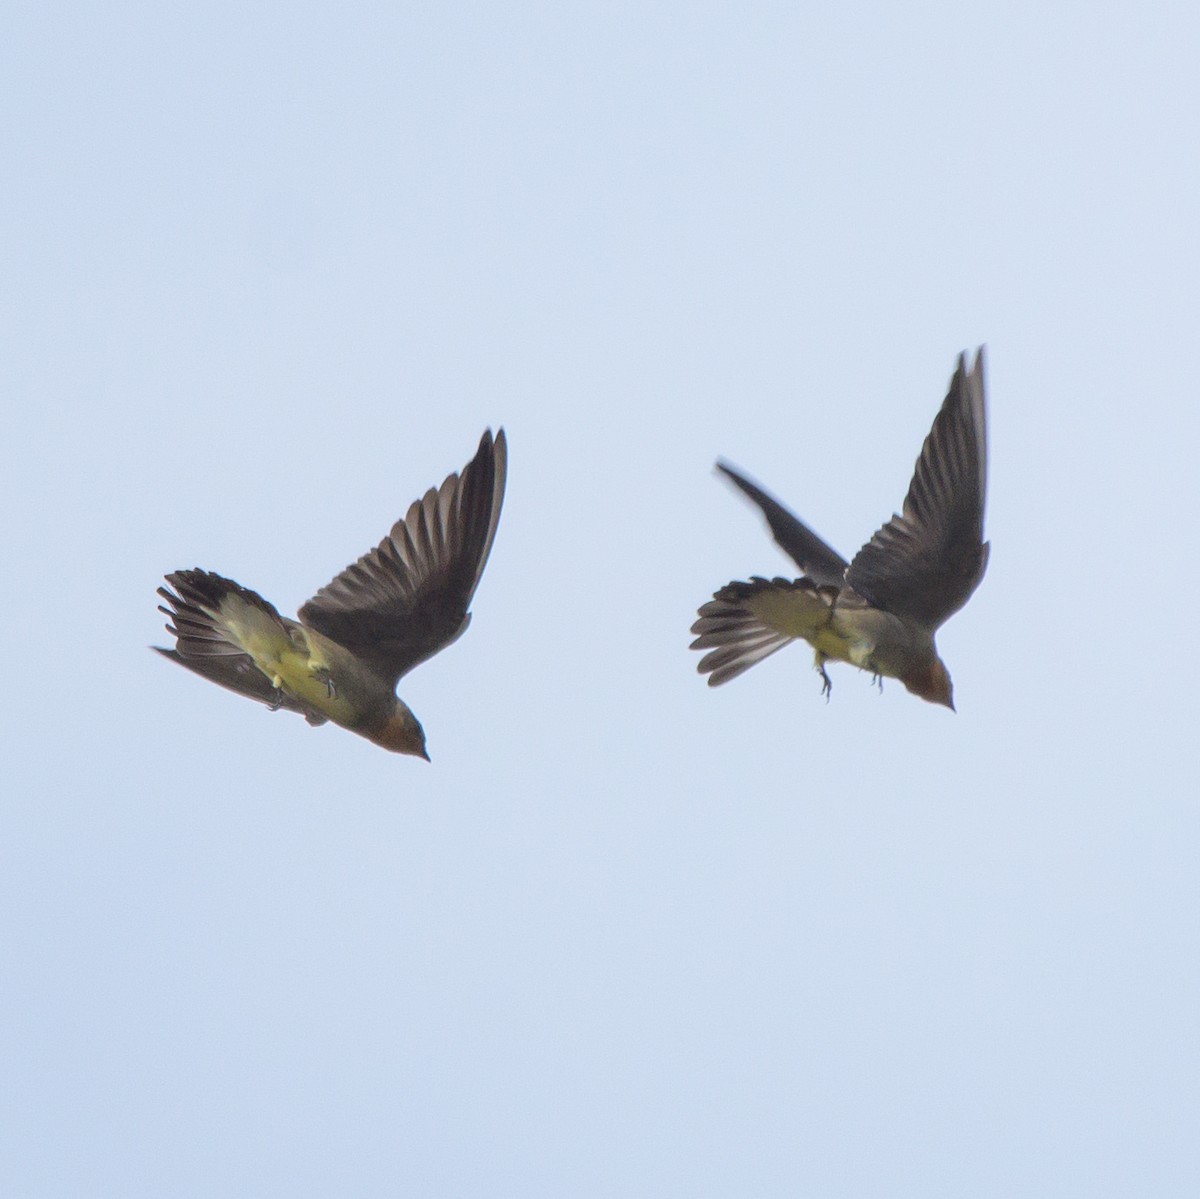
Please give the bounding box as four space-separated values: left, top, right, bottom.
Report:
901 656 955 710
370 703 431 759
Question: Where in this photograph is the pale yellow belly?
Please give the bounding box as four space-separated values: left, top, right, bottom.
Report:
230 620 359 726
747 586 873 668
810 623 871 667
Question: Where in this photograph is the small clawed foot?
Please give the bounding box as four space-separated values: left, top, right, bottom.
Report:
871 673 884 694
819 662 832 702
312 667 337 700
268 688 284 712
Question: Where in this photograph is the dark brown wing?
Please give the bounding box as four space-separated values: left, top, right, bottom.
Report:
716 461 849 586
298 428 507 684
845 349 989 629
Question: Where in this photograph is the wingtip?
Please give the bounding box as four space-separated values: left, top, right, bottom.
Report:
476 426 507 499
492 426 508 484
480 426 508 454
713 459 765 499
954 344 986 380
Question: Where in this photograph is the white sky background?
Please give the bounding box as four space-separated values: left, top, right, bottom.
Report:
3 1 1198 1194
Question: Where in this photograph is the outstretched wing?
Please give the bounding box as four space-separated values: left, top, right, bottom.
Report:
716 462 848 587
298 428 507 684
845 348 989 629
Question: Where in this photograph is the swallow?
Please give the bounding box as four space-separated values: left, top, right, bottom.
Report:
690 350 988 709
155 429 507 757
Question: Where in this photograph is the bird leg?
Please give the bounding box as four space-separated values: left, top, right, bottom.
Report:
871 673 884 693
267 688 284 711
311 666 337 700
815 654 832 701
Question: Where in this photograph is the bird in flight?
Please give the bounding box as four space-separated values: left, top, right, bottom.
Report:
155 429 507 757
691 350 988 709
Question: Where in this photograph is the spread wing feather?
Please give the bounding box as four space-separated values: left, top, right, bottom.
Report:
716 462 849 586
845 349 989 628
298 429 507 684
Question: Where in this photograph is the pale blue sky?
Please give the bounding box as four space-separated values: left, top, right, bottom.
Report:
3 2 1198 1195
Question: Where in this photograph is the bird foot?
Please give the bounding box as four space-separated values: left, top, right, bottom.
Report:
268 688 284 711
312 667 337 700
819 662 832 702
871 673 884 694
